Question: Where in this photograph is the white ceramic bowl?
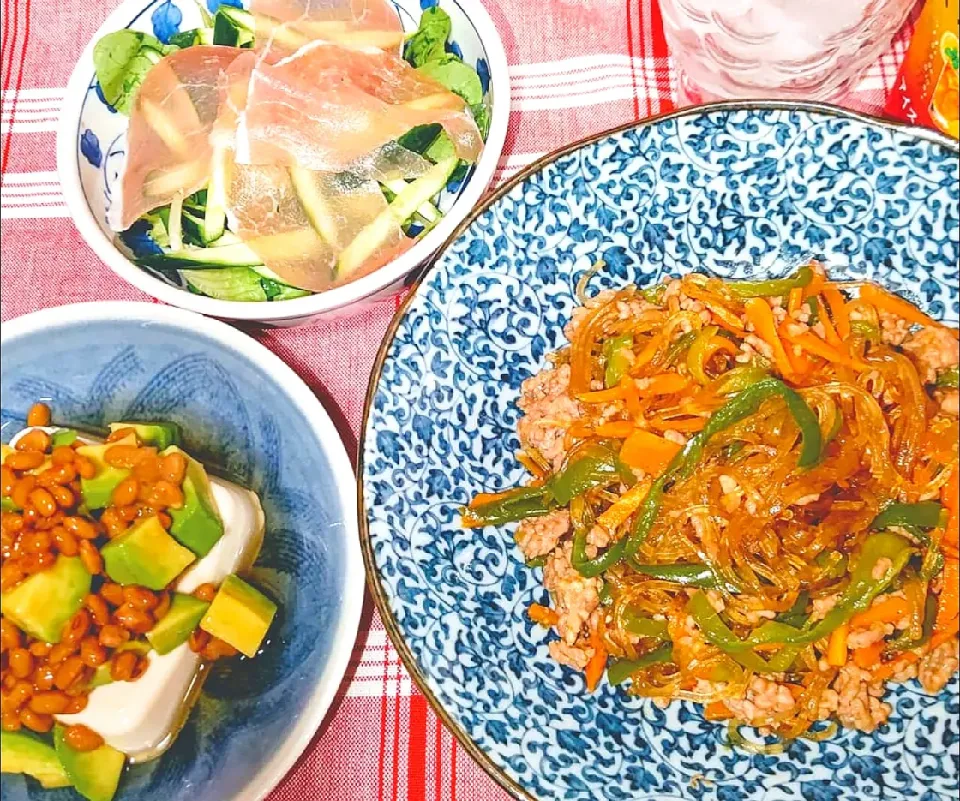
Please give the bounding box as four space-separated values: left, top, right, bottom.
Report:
57 0 509 324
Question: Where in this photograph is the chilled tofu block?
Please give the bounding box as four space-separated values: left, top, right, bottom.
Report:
7 428 266 763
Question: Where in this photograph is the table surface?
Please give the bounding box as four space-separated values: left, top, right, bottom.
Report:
0 1 915 798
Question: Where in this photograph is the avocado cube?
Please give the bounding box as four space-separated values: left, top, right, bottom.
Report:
50 429 78 448
164 446 224 556
101 516 195 590
146 593 209 655
76 435 137 510
1 556 92 642
1 730 72 789
108 421 181 450
54 725 125 801
200 575 277 658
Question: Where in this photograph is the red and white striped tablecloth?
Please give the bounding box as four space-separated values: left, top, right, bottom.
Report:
0 1 916 798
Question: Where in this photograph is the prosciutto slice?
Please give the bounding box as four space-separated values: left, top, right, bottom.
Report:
240 41 483 172
115 46 242 230
251 0 405 59
227 165 408 290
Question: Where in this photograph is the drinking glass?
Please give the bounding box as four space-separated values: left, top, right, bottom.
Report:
659 0 917 104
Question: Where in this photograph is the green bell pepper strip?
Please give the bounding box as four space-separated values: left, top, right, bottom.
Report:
620 378 822 562
849 320 881 342
712 367 769 397
603 334 634 389
629 561 737 592
776 591 811 628
870 502 946 581
806 296 820 326
935 366 959 389
525 555 548 569
871 501 943 531
467 442 630 528
686 532 913 672
662 330 698 367
640 283 666 304
687 326 721 385
723 265 814 299
549 441 630 505
621 607 670 639
607 643 674 686
572 535 628 578
466 485 553 527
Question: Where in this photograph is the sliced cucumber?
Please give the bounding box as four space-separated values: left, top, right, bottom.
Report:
202 144 230 243
180 267 269 302
380 178 439 222
250 265 311 299
289 168 339 244
337 156 457 278
143 160 207 199
168 192 184 251
213 6 255 47
138 242 264 270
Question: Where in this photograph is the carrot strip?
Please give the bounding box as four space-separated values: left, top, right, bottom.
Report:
681 284 746 332
594 420 636 439
850 596 911 629
469 489 529 508
704 701 733 721
631 335 663 373
803 266 826 300
853 641 885 670
744 297 794 377
781 329 866 371
822 288 851 340
636 373 692 397
577 386 627 403
788 287 803 314
827 622 849 667
516 453 549 479
935 559 959 631
872 651 918 681
860 284 959 338
944 466 959 548
596 477 654 531
584 630 608 692
621 375 643 419
620 430 682 476
646 415 707 433
528 604 559 628
816 296 843 347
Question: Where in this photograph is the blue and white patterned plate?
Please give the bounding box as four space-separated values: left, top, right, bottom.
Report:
360 103 960 801
1 302 362 801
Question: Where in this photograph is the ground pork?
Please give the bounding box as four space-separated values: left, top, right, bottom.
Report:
918 639 960 694
902 325 960 384
548 640 593 671
543 542 601 645
937 389 959 417
833 664 891 732
724 676 796 725
810 593 839 622
879 310 911 346
517 364 581 471
848 623 894 650
515 510 571 560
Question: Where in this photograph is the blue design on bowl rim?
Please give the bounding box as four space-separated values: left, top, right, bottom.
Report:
359 101 960 801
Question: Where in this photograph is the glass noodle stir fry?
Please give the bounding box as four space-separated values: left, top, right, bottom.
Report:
1 404 276 800
464 264 960 741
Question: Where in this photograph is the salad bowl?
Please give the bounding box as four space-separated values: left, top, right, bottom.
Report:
57 0 510 325
359 102 960 801
1 302 362 800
